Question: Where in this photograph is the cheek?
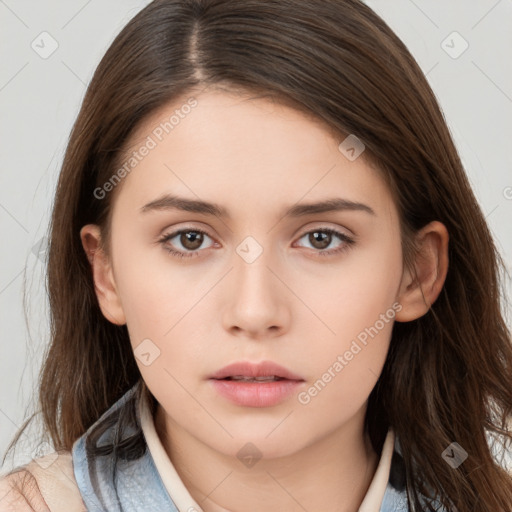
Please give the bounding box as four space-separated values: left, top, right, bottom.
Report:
297 287 397 420
297 236 401 397
110 239 214 391
314 235 402 343
110 229 197 337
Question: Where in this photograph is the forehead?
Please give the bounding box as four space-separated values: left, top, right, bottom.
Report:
110 88 394 221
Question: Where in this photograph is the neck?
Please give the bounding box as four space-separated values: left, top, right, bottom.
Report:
155 404 380 512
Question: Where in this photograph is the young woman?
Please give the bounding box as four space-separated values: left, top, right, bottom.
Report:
1 0 511 511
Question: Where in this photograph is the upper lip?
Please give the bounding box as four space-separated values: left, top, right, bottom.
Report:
210 361 304 381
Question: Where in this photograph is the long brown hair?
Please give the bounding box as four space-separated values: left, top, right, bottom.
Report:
4 0 512 510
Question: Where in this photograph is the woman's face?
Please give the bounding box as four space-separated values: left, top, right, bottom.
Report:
92 88 407 458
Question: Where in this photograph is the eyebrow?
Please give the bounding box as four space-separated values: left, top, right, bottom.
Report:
140 194 376 219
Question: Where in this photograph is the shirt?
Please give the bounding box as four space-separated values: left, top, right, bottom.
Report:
0 380 441 511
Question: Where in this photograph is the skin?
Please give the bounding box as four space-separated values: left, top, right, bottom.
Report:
81 87 449 512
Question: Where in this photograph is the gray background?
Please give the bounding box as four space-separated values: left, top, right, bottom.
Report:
1 0 511 473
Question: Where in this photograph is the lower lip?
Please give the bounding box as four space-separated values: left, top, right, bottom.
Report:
210 378 304 407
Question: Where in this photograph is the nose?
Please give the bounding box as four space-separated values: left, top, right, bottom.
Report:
221 248 291 340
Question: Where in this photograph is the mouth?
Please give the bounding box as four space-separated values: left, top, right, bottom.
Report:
216 375 288 383
208 361 305 407
209 360 305 382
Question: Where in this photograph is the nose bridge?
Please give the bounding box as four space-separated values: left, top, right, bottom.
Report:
224 234 289 334
234 234 278 302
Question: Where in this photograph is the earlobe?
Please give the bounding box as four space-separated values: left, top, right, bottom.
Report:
395 221 449 322
80 224 126 326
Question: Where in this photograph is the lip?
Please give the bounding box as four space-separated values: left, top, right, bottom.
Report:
209 360 304 381
209 361 305 408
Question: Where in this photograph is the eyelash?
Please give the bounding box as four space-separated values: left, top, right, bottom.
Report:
158 227 355 260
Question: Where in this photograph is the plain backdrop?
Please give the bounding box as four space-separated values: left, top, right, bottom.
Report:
1 0 511 473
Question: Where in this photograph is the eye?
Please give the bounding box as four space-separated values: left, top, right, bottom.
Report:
158 226 355 260
294 228 355 257
158 228 215 259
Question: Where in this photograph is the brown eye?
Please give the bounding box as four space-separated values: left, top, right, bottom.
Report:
308 231 332 250
295 228 355 257
159 228 214 259
179 231 204 250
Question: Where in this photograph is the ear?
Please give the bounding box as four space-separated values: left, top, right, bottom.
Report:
80 224 126 325
395 221 449 322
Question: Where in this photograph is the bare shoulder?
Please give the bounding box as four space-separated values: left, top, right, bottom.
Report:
0 468 46 511
0 451 86 512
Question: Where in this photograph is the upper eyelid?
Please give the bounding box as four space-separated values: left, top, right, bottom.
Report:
161 222 353 239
